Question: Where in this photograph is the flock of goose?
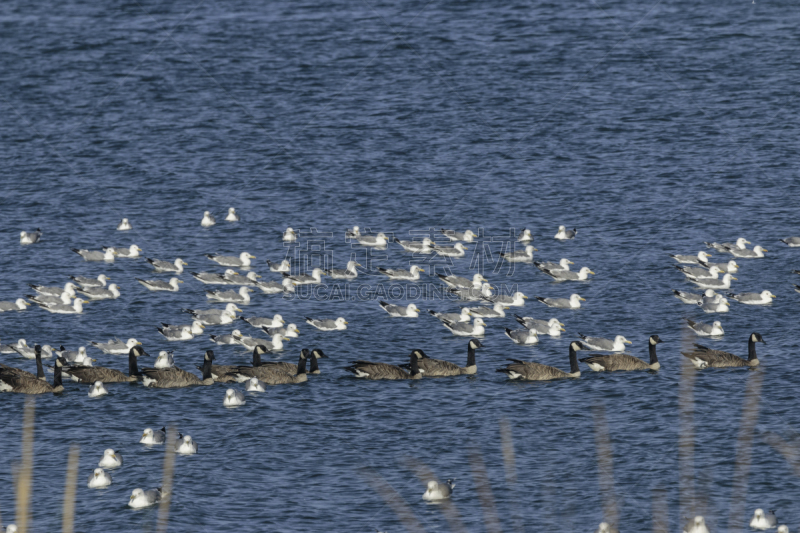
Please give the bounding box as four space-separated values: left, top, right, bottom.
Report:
2 215 797 530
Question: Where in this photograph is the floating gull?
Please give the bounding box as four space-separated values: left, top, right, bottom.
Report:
57 346 91 364
554 226 577 240
684 515 710 533
157 321 205 341
191 269 238 285
234 332 287 351
283 227 297 242
378 265 424 281
483 291 527 306
433 242 467 257
357 232 388 247
267 259 291 272
147 257 187 273
91 338 141 355
241 314 285 328
442 317 486 337
29 282 77 298
137 277 183 292
440 229 476 242
326 260 361 279
20 228 42 244
206 286 253 304
781 237 800 247
518 229 533 243
210 330 243 345
595 523 620 533
224 388 246 407
345 226 360 239
140 427 166 445
263 324 300 338
669 251 712 264
379 302 420 317
438 273 487 289
422 480 454 501
729 245 767 258
245 376 266 392
88 381 108 397
534 258 573 272
464 302 506 318
27 291 70 306
687 319 724 336
117 218 132 231
578 334 631 351
284 268 325 285
501 245 537 263
224 271 261 285
107 244 141 258
394 237 433 253
673 288 717 305
749 509 777 530
513 315 564 336
428 308 471 323
699 297 730 313
70 274 109 288
77 283 120 300
87 468 112 488
449 283 493 301
129 488 162 509
0 299 30 312
0 339 29 354
41 298 86 314
225 207 239 222
705 238 749 253
698 259 739 273
176 434 198 454
728 290 775 305
536 294 584 309
541 266 594 281
305 317 348 331
201 211 216 227
504 328 539 345
72 248 115 262
154 351 175 369
207 252 255 267
99 448 123 468
676 265 720 280
690 273 736 290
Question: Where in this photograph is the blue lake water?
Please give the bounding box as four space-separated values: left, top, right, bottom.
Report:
1 0 799 531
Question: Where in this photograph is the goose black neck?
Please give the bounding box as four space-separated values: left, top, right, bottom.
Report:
129 350 139 376
202 356 213 380
35 351 44 379
748 338 758 361
467 345 476 367
569 345 579 374
649 342 659 365
53 363 62 388
309 355 319 373
409 354 420 376
297 353 307 375
253 350 262 366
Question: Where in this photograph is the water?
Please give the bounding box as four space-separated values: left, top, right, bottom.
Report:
1 0 799 530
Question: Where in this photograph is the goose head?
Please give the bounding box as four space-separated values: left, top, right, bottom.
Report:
649 335 662 345
311 349 328 359
468 339 483 350
750 332 766 344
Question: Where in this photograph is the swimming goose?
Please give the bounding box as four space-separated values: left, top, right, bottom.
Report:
209 346 269 382
207 252 256 268
20 228 42 244
518 229 533 243
70 274 109 288
77 283 121 300
284 268 325 285
0 345 46 381
698 259 739 273
0 298 30 312
263 324 300 338
580 335 662 371
128 488 162 509
554 226 577 240
87 468 112 488
681 332 765 368
357 232 388 247
206 286 253 304
225 207 239 222
99 448 123 468
749 509 777 530
504 328 539 345
259 348 327 375
267 259 291 273
91 338 142 355
140 351 215 387
241 314 285 328
140 427 166 444
496 341 582 381
676 265 721 280
673 288 717 305
683 515 710 533
438 273 487 289
394 237 433 254
0 356 64 394
157 321 205 341
534 258 573 272
137 277 183 292
513 315 565 336
72 248 115 262
147 257 187 273
422 479 454 500
229 349 309 385
433 242 467 257
670 251 712 264
501 245 537 263
306 317 348 331
283 227 297 242
483 291 527 306
450 283 494 301
345 352 421 380
541 266 594 281
705 238 749 253
201 211 216 227
224 388 246 407
65 346 148 383
407 339 482 377
729 245 767 258
88 381 109 397
687 319 724 336
464 302 506 318
154 351 175 369
175 434 198 454
106 244 141 258
727 290 776 305
325 260 361 279
690 273 736 290
440 229 477 242
428 308 472 323
379 302 420 317
442 317 486 337
578 334 631 352
378 265 424 281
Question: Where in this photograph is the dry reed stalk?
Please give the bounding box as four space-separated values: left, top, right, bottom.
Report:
468 447 501 533
728 370 764 531
679 329 697 517
592 403 619 527
156 427 178 533
62 444 80 533
361 468 425 533
499 418 524 533
15 398 35 533
405 458 464 530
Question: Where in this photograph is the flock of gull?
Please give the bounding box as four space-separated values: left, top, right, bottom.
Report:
2 214 796 530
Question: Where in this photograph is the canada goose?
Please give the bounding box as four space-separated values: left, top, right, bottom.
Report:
536 294 584 308
729 245 767 258
158 321 205 341
377 265 424 281
407 339 482 377
464 302 506 318
241 314 285 328
225 207 239 222
99 448 123 468
137 277 183 292
504 328 539 345
147 257 187 273
345 352 421 380
357 232 388 247
0 344 46 381
66 346 148 383
72 248 115 262
438 273 487 289
199 347 266 383
513 315 565 336
698 259 739 273
201 211 216 227
106 244 141 258
228 348 309 385
71 274 109 288
534 258 573 272
496 341 581 381
87 468 112 488
428 308 471 323
432 242 467 257
88 381 109 397
670 251 712 264
483 291 527 306
206 286 253 304
0 356 64 394
578 334 631 352
673 288 717 305
440 228 476 242
224 388 246 407
422 479 454 500
91 338 141 355
687 319 724 336
580 335 662 371
541 266 594 281
117 218 132 230
256 277 296 294
441 317 486 337
283 227 296 242
325 260 361 279
500 245 537 263
676 265 721 280
207 252 256 268
705 238 749 253
267 259 291 272
129 488 162 508
140 351 215 388
554 225 577 240
140 427 166 444
76 283 121 300
379 301 420 317
306 317 348 331
20 228 42 244
749 509 777 530
683 515 710 533
259 349 328 375
727 290 776 305
284 268 326 285
175 434 198 454
681 332 765 368
518 228 533 243
394 237 433 254
0 298 30 312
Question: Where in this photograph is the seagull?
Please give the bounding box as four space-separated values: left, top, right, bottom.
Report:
357 232 388 247
377 265 424 281
505 328 539 345
690 273 736 290
345 226 360 239
670 251 712 264
536 294 584 309
98 448 123 468
729 245 767 258
780 237 800 247
440 229 477 242
87 467 112 488
128 488 162 509
284 268 325 285
76 283 121 300
378 302 420 317
117 218 132 231
437 273 488 289
394 237 434 253
245 377 267 392
106 244 141 258
157 321 205 341
554 225 577 240
441 317 486 337
518 229 533 243
449 282 493 301
727 290 776 305
541 266 594 281
687 319 724 336
240 314 285 328
267 259 291 272
225 207 240 222
483 291 527 306
72 248 115 262
698 258 739 273
88 381 108 397
500 245 537 263
433 242 467 257
140 427 166 445
305 317 348 331
464 302 506 318
514 315 565 336
673 288 717 305
175 434 198 454
578 334 631 351
325 260 361 279
224 388 246 407
0 298 30 312
534 258 573 272
705 237 749 253
90 338 141 355
201 211 216 227
40 298 86 314
422 479 454 501
428 308 472 323
137 277 183 292
206 252 256 268
147 257 187 273
154 351 175 369
20 228 42 244
206 286 253 304
683 516 710 533
70 274 109 288
676 265 721 280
